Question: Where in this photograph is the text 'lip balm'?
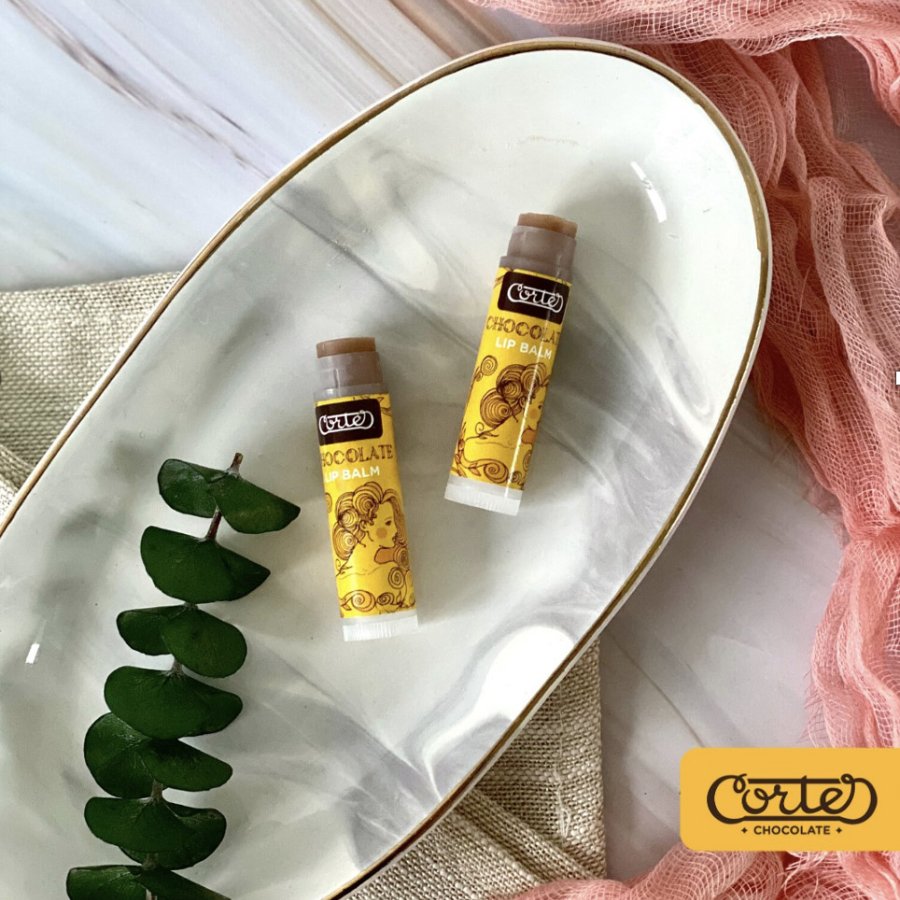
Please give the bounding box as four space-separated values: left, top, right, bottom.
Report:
315 337 417 641
445 213 577 516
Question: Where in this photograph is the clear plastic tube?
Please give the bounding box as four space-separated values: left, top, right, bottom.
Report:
315 337 418 641
446 213 577 515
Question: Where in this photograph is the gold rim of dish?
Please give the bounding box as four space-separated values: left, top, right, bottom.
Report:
0 39 771 897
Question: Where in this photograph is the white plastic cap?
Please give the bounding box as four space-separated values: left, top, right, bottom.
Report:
444 475 521 516
341 610 419 642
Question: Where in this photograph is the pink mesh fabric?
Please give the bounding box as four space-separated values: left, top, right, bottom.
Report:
467 2 900 898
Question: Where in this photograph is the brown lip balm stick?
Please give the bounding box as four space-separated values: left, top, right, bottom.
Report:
446 213 577 515
315 337 417 641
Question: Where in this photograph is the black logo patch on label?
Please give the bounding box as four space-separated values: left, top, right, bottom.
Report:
497 270 569 325
316 397 383 446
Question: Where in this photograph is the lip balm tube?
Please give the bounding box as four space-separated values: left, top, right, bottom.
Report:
315 337 417 641
446 213 577 515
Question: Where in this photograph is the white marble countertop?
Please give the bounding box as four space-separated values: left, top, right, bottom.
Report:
1 0 843 883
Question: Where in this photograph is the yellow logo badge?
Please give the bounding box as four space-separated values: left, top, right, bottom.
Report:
681 748 900 850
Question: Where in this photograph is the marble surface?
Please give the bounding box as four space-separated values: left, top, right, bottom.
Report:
0 0 848 890
1 0 542 290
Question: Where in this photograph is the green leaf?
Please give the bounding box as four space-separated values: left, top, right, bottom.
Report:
162 606 247 678
84 714 154 799
83 712 232 793
67 866 230 900
157 458 299 533
140 739 232 792
158 459 219 518
117 605 184 655
137 868 230 900
105 666 242 739
141 527 269 603
66 866 146 900
85 797 224 854
209 472 300 534
116 802 226 870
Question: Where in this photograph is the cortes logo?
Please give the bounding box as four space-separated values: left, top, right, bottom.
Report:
315 397 383 447
681 748 900 851
706 773 877 825
506 282 565 314
318 409 375 437
497 270 569 325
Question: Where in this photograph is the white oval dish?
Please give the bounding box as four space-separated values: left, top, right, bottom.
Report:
0 40 769 900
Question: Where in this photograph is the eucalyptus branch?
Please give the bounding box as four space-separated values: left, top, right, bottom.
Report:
66 452 300 900
205 510 223 542
149 780 164 803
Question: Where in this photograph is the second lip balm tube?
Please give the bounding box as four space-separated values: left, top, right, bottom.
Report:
315 337 417 641
446 213 577 515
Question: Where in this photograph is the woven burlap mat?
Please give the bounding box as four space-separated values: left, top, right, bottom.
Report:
0 273 605 898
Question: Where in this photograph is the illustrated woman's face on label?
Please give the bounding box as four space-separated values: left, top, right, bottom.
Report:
526 383 548 428
373 501 397 547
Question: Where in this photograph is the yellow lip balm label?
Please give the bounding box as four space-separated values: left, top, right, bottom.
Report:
316 393 415 618
451 267 570 491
